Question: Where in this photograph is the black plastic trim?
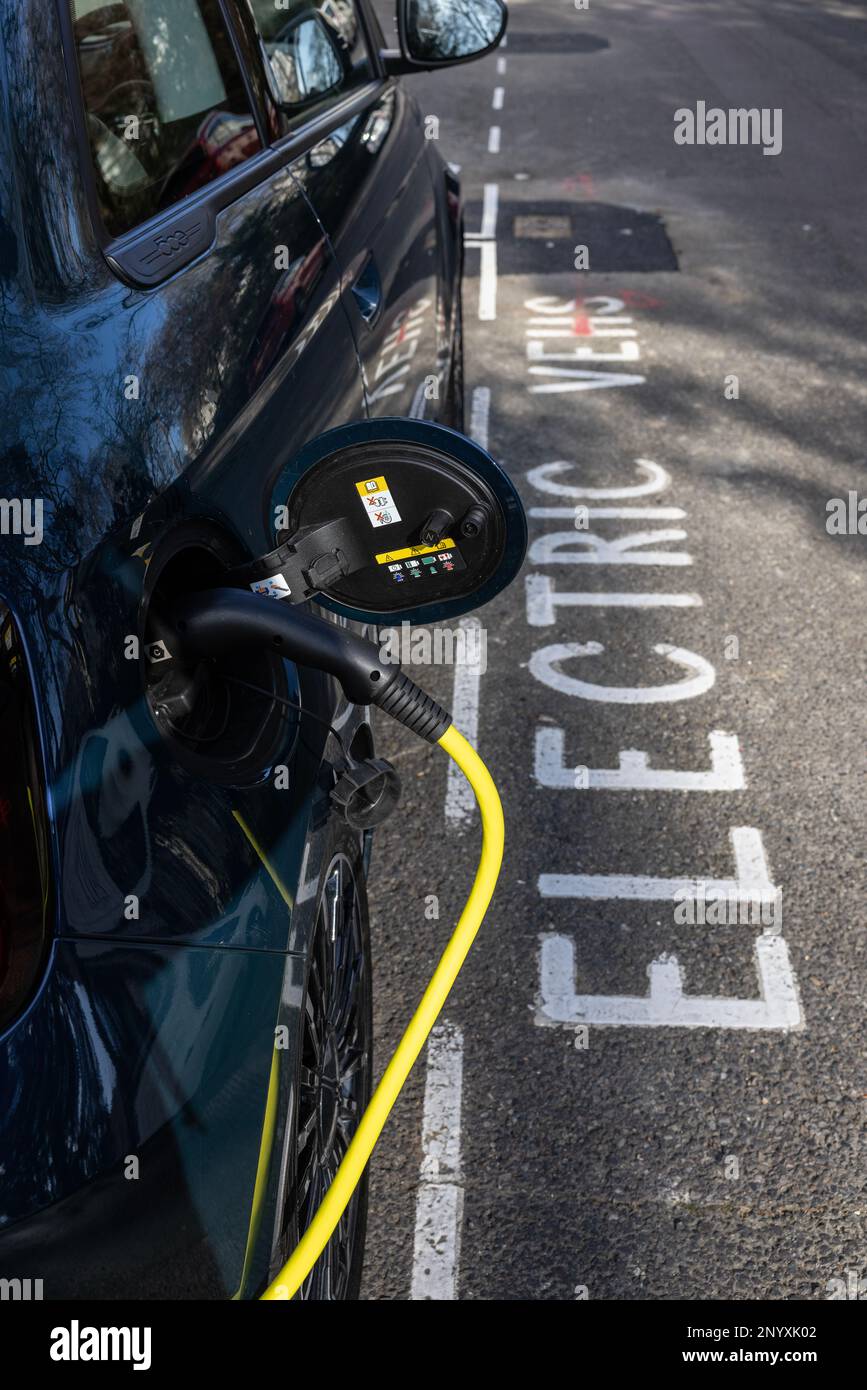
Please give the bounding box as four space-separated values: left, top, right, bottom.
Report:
107 81 385 289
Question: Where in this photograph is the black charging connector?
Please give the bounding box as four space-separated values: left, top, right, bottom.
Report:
171 588 452 744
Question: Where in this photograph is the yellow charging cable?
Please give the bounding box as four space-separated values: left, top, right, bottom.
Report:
261 721 504 1300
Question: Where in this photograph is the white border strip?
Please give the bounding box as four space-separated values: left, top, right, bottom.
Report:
410 1023 465 1299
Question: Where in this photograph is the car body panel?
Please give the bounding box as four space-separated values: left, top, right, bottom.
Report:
0 936 303 1298
293 82 444 419
0 0 463 1299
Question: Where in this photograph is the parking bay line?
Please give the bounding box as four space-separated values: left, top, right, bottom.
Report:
464 184 499 322
409 384 496 1296
479 182 499 240
442 387 491 828
411 1022 465 1299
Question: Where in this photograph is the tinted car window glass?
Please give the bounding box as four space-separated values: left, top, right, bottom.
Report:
70 0 261 238
247 0 372 132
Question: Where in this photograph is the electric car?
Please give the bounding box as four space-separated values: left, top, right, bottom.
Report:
0 0 508 1299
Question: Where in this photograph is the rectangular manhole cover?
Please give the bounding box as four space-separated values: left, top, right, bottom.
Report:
514 215 572 239
465 201 679 274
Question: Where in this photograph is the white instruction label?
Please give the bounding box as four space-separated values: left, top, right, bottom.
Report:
355 475 402 528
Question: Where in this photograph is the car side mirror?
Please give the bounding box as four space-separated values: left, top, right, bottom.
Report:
384 0 508 74
260 8 349 110
240 419 527 625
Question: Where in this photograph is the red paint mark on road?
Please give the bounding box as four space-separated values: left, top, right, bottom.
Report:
573 314 591 335
619 289 664 310
561 173 595 199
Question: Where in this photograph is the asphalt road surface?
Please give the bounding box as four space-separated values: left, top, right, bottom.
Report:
361 0 867 1300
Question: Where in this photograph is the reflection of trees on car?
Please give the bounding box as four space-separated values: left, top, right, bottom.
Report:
408 0 503 63
71 0 258 236
264 15 344 108
248 1 364 112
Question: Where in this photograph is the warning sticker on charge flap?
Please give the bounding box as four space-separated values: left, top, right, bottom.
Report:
355 475 402 528
250 573 292 599
374 538 456 564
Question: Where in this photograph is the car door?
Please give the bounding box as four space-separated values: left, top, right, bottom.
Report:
239 0 446 421
0 0 371 1299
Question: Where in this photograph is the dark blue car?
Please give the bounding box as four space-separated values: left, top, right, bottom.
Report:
0 0 507 1299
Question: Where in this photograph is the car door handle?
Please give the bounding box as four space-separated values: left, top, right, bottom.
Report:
350 256 382 324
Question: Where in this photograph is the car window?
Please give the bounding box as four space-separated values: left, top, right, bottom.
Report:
70 0 261 239
246 0 373 133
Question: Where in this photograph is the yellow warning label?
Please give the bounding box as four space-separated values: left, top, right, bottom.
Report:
356 476 388 497
374 538 457 565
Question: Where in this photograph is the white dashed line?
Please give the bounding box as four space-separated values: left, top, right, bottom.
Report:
487 125 501 153
464 184 499 320
411 1023 465 1299
497 56 507 74
480 182 499 240
410 379 498 1295
444 617 485 827
469 384 491 451
477 242 498 321
492 87 505 110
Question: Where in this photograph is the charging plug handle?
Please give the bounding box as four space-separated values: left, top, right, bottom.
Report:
172 588 452 743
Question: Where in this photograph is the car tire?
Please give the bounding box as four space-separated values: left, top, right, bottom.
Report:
286 826 372 1300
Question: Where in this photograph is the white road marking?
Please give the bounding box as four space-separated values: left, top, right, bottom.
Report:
492 86 505 110
444 383 491 822
464 185 499 320
480 181 499 239
411 1022 465 1299
529 506 686 520
534 728 746 791
488 125 501 153
529 641 717 703
539 825 777 901
469 385 491 451
538 933 802 1030
444 617 484 827
527 339 641 364
526 324 637 338
478 241 498 321
526 458 671 499
411 383 495 1295
497 56 507 74
528 528 692 565
529 367 646 392
526 575 702 620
